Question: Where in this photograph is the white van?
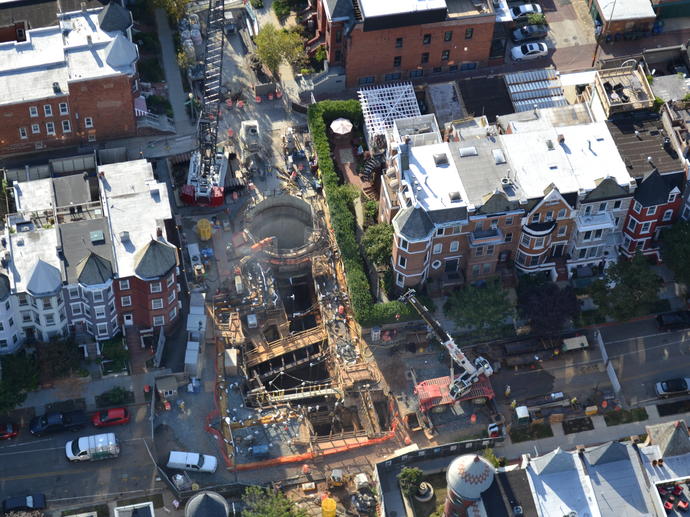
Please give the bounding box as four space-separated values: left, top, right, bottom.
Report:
166 451 218 473
66 433 119 462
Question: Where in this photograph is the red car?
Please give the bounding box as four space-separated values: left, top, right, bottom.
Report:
0 423 18 440
91 408 130 427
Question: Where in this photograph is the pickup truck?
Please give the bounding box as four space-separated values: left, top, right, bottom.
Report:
30 410 89 436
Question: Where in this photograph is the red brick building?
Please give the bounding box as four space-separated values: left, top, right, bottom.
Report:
311 0 496 88
0 3 138 156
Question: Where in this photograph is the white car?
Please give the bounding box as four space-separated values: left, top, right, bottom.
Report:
510 3 542 20
511 42 548 61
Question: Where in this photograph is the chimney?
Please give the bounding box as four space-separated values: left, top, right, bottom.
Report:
81 1 87 12
86 35 92 46
156 227 163 239
558 134 565 144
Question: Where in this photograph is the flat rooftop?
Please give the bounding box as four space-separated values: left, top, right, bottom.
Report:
98 159 173 279
596 0 655 21
606 116 682 176
13 177 54 214
359 0 446 17
6 224 61 294
0 7 137 105
0 0 105 29
500 122 633 200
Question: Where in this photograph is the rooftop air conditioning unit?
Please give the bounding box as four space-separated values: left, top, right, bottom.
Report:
120 231 130 242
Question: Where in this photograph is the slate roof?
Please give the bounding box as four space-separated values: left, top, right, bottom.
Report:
185 491 229 517
428 206 468 224
0 274 10 302
105 32 138 68
58 218 114 285
633 170 676 207
76 252 113 286
26 259 62 296
531 447 575 475
476 191 521 215
52 174 97 207
134 239 177 279
97 1 131 32
324 0 353 20
647 420 690 457
393 206 434 241
584 441 630 465
583 176 631 203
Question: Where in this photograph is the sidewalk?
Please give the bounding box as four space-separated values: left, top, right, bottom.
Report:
496 404 689 458
155 8 196 135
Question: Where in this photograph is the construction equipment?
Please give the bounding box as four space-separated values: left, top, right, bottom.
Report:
181 0 228 206
400 289 493 399
328 468 346 488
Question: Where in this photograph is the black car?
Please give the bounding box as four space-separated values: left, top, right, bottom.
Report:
511 24 549 42
29 410 88 436
2 494 47 513
656 310 690 331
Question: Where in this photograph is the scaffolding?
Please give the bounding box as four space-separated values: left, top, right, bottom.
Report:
358 82 421 150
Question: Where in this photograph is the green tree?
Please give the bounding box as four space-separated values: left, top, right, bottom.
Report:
361 223 393 267
444 280 513 335
151 0 187 22
661 221 690 285
526 12 547 25
242 486 307 517
0 351 39 414
397 467 423 497
273 0 291 18
518 279 579 334
255 24 305 78
589 253 662 321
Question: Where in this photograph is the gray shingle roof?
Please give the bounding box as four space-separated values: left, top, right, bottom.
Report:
531 447 575 475
476 191 521 215
76 252 113 286
583 177 630 203
97 1 132 32
647 420 690 457
324 0 353 20
393 206 434 241
134 239 177 279
584 441 629 465
185 491 229 517
26 259 62 296
633 170 673 207
428 206 468 224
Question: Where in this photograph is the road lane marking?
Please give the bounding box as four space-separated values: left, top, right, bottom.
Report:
0 469 80 481
0 445 64 456
0 438 53 448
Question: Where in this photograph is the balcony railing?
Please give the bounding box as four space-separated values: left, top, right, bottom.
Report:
469 228 504 246
575 212 615 232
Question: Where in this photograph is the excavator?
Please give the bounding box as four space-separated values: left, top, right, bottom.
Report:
399 289 493 399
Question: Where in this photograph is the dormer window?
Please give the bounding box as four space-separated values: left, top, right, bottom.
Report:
669 193 677 203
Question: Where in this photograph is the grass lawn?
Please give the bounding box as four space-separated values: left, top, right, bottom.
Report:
509 423 554 443
410 472 446 517
603 407 648 426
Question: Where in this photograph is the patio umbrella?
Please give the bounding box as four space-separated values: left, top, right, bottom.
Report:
330 117 353 135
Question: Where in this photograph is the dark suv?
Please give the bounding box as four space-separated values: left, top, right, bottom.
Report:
656 310 690 331
29 410 88 436
3 494 46 513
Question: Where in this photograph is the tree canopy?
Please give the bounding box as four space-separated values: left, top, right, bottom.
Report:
255 24 305 78
242 486 307 517
361 223 394 267
151 0 186 21
0 351 39 414
517 279 579 334
661 221 690 285
589 253 662 321
397 467 423 497
444 280 513 336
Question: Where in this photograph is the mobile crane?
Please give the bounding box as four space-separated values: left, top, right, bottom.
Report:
399 289 493 399
180 0 228 207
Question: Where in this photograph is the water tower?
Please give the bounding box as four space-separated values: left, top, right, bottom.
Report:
444 455 495 517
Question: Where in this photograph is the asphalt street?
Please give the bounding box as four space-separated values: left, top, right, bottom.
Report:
0 406 159 508
600 319 690 406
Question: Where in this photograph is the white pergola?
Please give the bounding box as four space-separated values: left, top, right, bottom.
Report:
358 82 421 150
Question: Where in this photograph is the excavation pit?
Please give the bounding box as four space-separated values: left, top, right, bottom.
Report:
248 196 315 253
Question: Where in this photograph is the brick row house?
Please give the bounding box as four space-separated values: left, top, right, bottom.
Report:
0 2 138 156
0 159 180 355
310 0 496 88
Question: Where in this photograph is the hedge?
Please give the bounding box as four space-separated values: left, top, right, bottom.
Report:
308 100 416 327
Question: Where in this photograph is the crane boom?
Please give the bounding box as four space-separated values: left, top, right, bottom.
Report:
400 289 492 398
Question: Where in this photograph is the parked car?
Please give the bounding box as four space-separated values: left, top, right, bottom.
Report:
30 410 88 436
510 3 542 21
511 42 549 61
91 408 130 428
2 494 46 513
0 422 18 440
655 377 690 398
656 310 690 331
511 24 549 42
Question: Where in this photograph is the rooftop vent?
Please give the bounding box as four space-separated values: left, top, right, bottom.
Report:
89 230 105 245
558 134 565 144
16 221 33 233
119 231 130 242
492 149 506 164
449 191 462 202
459 146 478 157
546 139 555 150
86 35 92 47
433 153 449 166
52 82 61 94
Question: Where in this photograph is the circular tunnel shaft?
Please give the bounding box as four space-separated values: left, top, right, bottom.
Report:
248 196 314 252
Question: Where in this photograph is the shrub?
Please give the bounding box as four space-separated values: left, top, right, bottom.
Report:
250 0 264 7
273 0 291 18
526 13 547 25
308 101 416 326
397 467 423 497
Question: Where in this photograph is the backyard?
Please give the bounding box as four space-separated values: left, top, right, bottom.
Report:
100 337 130 376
